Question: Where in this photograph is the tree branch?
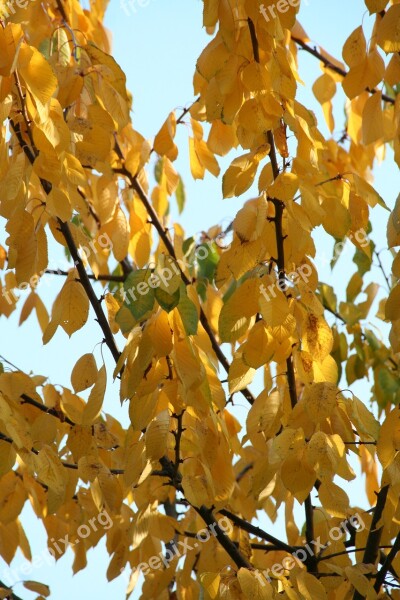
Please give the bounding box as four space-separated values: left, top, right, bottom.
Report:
353 485 389 600
195 506 253 569
218 508 296 554
113 168 255 405
45 269 125 283
20 393 75 426
291 36 395 105
374 532 400 592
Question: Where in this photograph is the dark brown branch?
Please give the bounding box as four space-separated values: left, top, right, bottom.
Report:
45 269 125 283
57 221 121 363
1 428 124 475
247 18 259 63
13 73 37 153
218 508 295 554
8 122 121 365
176 96 201 125
353 485 389 600
20 393 75 426
55 0 68 21
0 582 24 600
195 506 252 569
304 495 317 572
267 128 317 575
9 120 36 164
374 532 400 592
319 546 393 562
374 250 391 291
291 36 395 105
114 169 255 405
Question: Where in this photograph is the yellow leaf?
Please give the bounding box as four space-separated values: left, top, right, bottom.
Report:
189 136 204 179
301 313 333 362
318 480 350 518
145 409 170 461
246 389 281 441
154 112 178 161
377 5 400 53
242 322 275 368
344 566 378 599
104 292 121 335
0 23 23 77
60 280 90 337
342 26 367 68
237 568 273 599
365 0 389 13
34 445 65 496
228 357 255 394
386 284 400 321
199 572 221 599
71 353 98 393
296 571 327 600
304 382 338 423
281 457 316 502
102 207 129 262
362 92 384 145
81 365 106 426
18 44 57 105
342 51 385 99
223 152 259 198
46 187 72 222
268 172 298 203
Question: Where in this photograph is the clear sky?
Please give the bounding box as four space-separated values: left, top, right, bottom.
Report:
0 1 399 598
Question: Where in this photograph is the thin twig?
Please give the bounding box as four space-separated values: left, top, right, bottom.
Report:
45 269 125 283
291 36 395 105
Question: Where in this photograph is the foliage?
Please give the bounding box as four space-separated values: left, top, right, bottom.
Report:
0 0 400 598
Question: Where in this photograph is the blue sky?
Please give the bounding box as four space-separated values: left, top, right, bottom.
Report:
0 1 399 598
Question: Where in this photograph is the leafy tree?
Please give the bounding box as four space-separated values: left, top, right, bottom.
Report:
0 0 400 598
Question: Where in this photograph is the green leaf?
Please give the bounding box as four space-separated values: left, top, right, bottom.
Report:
318 283 337 313
51 28 71 66
353 242 374 276
155 286 180 312
107 264 124 293
197 242 219 283
175 176 186 214
378 368 400 395
123 270 155 320
177 287 198 335
154 158 163 184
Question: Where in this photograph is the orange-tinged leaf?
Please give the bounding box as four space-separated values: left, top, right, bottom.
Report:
23 581 50 597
